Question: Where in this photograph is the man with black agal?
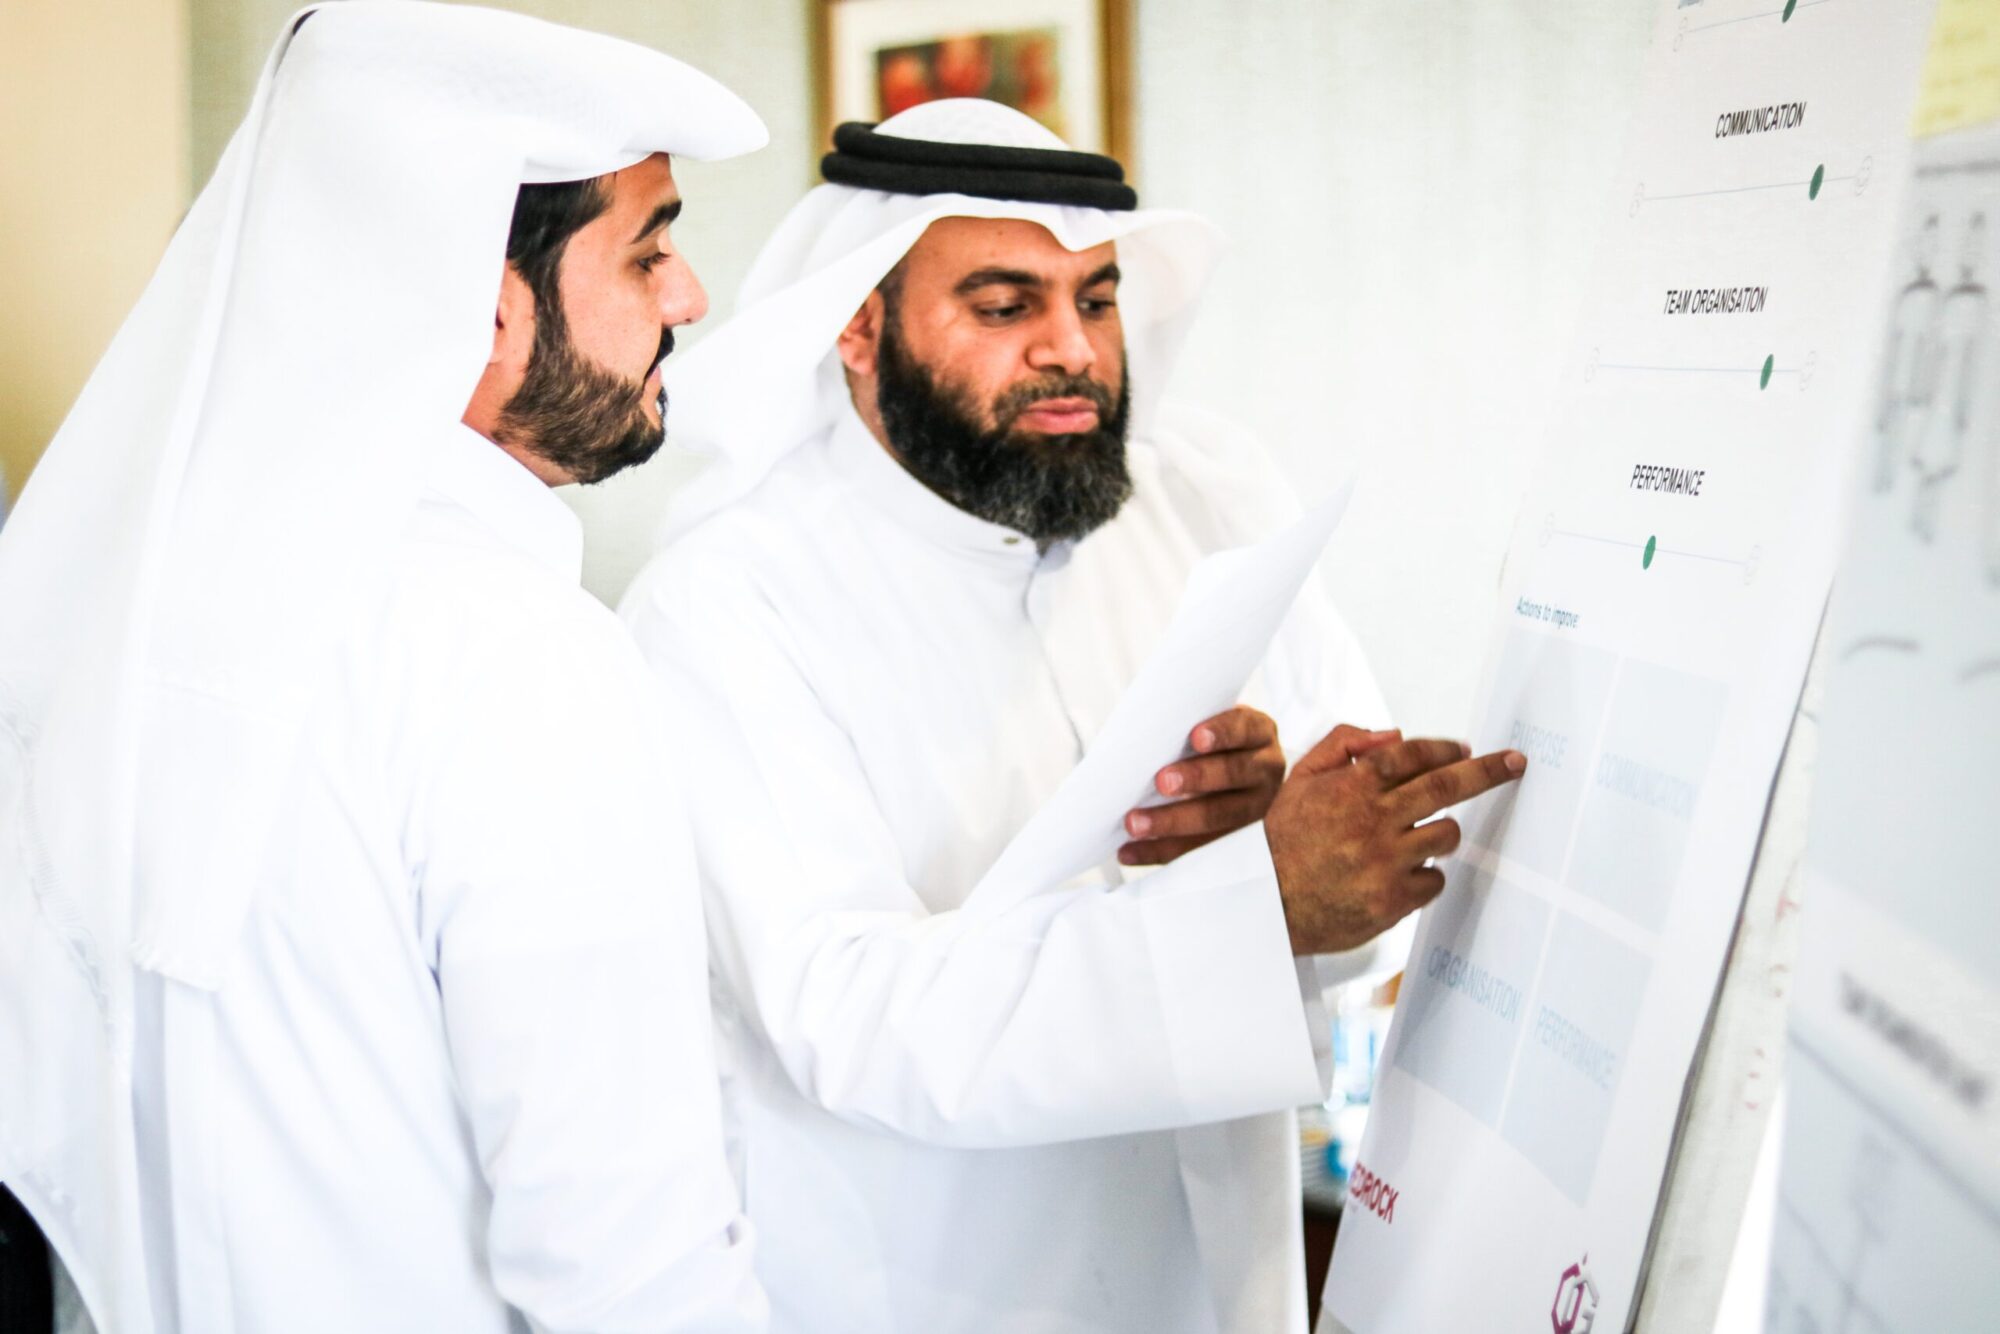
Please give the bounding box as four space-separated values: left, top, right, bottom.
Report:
622 98 1524 1333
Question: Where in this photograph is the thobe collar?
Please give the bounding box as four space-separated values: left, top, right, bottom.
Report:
827 402 1057 569
425 424 586 584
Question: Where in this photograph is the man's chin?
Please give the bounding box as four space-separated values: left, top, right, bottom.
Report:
562 421 667 486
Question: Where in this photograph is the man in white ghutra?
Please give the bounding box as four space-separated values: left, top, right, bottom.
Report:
0 5 772 1330
623 98 1525 1333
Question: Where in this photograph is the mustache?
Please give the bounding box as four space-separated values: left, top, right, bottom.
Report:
992 372 1116 432
618 327 677 410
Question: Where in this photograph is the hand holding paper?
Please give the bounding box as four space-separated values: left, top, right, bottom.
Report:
1117 703 1288 866
964 483 1359 916
963 478 1528 953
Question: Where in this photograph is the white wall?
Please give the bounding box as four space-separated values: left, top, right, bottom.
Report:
1 0 190 511
185 0 1656 737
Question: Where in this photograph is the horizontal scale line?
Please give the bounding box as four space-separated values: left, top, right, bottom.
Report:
1598 364 1798 374
1647 180 1816 201
1656 547 1743 566
1548 529 1750 569
1688 12 1786 33
1550 529 1643 550
1685 0 1833 35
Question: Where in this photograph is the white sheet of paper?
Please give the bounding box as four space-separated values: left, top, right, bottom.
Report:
1319 2 1939 1330
964 481 1353 917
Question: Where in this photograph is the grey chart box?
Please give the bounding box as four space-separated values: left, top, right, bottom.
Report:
1391 868 1548 1129
1565 659 1729 931
1498 912 1651 1205
1464 629 1619 876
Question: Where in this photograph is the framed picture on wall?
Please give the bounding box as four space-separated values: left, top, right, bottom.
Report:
814 0 1132 163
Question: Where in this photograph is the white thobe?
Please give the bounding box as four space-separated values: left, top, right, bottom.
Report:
621 403 1395 1334
121 427 763 1334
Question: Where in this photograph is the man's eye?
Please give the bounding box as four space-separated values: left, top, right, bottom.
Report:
978 304 1026 321
1081 297 1117 315
638 252 665 273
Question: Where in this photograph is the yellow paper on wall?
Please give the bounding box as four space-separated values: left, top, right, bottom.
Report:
1913 0 2000 138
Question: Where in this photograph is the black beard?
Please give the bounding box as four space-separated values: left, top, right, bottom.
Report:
496 309 672 486
875 318 1133 547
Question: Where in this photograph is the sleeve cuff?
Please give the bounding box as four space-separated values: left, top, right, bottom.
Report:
1312 909 1418 989
1130 823 1332 1120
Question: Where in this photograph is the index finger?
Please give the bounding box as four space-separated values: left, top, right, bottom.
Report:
1365 737 1472 787
1190 705 1278 754
1389 749 1527 823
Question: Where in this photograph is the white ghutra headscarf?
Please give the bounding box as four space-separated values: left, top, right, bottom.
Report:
656 99 1224 544
0 5 762 1327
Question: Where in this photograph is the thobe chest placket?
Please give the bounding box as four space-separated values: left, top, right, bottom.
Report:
1019 544 1087 753
1019 539 1140 893
813 411 1139 900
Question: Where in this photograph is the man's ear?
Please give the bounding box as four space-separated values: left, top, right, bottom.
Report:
835 289 887 378
492 264 537 372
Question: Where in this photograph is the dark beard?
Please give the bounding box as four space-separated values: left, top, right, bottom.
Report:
875 317 1133 547
496 306 672 486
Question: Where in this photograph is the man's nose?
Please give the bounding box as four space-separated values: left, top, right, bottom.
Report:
1026 305 1095 376
660 259 709 327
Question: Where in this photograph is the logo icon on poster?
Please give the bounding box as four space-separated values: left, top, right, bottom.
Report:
1551 1254 1598 1333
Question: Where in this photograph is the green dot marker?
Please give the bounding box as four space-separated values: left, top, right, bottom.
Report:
1643 536 1657 570
1783 0 1797 21
1760 354 1775 389
1809 164 1825 199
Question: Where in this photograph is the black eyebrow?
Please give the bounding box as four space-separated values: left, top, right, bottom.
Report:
629 197 683 245
953 267 1042 295
952 262 1123 297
